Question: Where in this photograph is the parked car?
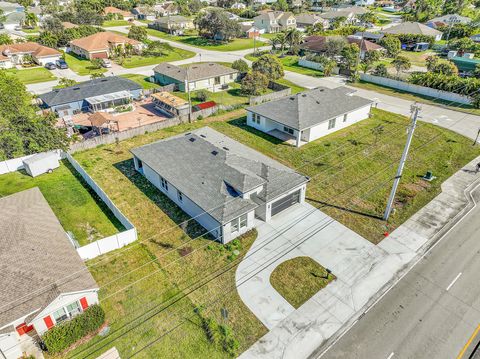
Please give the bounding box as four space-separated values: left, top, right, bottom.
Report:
101 59 112 68
55 59 69 69
45 62 56 70
0 24 4 30
14 25 22 31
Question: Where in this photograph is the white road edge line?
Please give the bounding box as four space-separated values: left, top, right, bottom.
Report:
446 272 463 291
386 352 395 359
316 180 480 358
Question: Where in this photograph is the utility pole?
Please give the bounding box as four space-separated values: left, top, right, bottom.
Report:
383 103 421 221
353 30 365 81
253 26 257 56
185 66 192 123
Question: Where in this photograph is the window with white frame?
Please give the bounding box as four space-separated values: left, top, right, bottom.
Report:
253 113 260 124
231 218 239 233
239 214 248 228
328 118 336 129
53 308 68 324
283 126 294 135
66 301 82 317
343 113 347 122
160 176 169 191
231 214 248 234
177 190 183 202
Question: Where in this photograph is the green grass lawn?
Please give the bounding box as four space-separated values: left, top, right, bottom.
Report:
146 28 257 51
245 53 324 77
102 20 131 27
63 105 479 357
352 80 480 115
4 67 56 84
120 48 195 68
398 50 433 67
270 257 335 308
119 74 159 89
21 26 41 33
0 160 124 246
64 53 107 76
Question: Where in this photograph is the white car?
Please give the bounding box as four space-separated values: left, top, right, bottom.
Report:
101 59 112 68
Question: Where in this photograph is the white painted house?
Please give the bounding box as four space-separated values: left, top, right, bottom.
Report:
131 127 309 244
0 188 99 359
246 87 373 147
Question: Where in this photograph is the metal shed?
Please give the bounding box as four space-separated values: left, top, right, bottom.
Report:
22 151 60 177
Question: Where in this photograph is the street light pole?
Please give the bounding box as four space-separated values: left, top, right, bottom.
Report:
383 103 421 221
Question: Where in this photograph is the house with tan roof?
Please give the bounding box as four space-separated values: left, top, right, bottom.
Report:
253 11 297 33
0 42 61 68
0 188 99 359
103 6 134 20
69 31 143 60
381 21 443 41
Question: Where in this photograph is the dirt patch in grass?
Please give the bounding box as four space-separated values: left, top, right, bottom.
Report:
270 256 335 308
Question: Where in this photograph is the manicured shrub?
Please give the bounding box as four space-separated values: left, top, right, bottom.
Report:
42 304 105 354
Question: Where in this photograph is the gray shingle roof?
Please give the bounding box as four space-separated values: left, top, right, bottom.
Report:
246 87 373 131
153 62 238 82
152 15 191 24
130 127 308 224
382 21 443 36
39 76 142 107
0 188 98 329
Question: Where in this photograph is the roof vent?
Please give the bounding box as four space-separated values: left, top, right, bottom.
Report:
211 150 218 156
302 93 307 97
222 146 229 151
189 137 196 142
289 97 295 100
319 88 324 91
73 88 80 90
200 134 206 138
100 79 108 82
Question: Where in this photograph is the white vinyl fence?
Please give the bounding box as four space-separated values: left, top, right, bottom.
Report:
360 73 472 105
64 153 138 260
0 150 138 260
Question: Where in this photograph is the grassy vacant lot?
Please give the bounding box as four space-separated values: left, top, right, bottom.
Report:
119 74 159 89
0 161 123 246
120 47 195 68
64 107 478 357
64 53 107 76
245 53 324 77
4 67 56 84
270 257 335 308
102 20 131 27
398 50 433 68
146 28 257 51
352 81 480 115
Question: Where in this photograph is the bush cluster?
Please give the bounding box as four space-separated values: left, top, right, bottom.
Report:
42 305 105 354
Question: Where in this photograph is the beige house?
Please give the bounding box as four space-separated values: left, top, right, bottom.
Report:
0 42 61 68
103 6 134 20
295 13 329 30
253 11 297 33
69 31 142 59
148 16 194 35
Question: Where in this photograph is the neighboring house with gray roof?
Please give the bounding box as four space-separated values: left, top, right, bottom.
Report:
153 62 239 92
246 87 373 147
381 21 443 41
131 127 309 243
148 15 194 35
38 76 142 117
295 13 328 30
0 188 98 359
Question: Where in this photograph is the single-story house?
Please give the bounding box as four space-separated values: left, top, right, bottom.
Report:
39 76 142 117
246 87 373 147
69 31 142 60
151 91 190 116
347 35 385 59
148 15 194 35
0 1 24 30
131 127 309 243
425 13 471 29
253 11 296 33
319 10 359 24
381 21 443 41
0 42 61 68
300 35 384 59
103 6 134 20
157 3 179 17
153 62 239 92
131 6 157 21
0 188 99 359
240 23 261 38
353 31 384 43
295 13 329 30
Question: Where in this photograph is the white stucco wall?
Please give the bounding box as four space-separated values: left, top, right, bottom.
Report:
188 73 237 91
34 54 61 65
0 333 22 359
264 183 306 222
222 210 256 243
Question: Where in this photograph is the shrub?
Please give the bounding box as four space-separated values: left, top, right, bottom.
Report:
252 54 284 80
241 71 269 95
231 59 249 73
373 63 388 77
42 305 105 354
196 90 209 102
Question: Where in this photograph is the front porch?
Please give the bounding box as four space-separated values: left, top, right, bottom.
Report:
267 129 308 147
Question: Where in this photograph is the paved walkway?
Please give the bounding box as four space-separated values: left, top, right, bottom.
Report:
239 156 480 359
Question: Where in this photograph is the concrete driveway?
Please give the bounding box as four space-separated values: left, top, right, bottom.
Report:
236 202 388 330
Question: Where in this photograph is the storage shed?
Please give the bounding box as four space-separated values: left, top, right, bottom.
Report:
22 151 60 177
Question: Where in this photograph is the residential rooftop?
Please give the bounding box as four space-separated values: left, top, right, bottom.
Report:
246 87 373 131
381 21 443 36
69 31 140 52
153 62 238 82
0 188 98 330
130 127 308 223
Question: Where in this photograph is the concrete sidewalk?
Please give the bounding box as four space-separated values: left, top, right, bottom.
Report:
239 156 480 359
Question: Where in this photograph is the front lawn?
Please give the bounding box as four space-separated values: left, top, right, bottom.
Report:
119 74 159 89
102 20 131 27
4 67 56 84
0 160 124 246
245 53 324 77
64 53 107 76
270 257 335 308
146 28 257 51
120 47 195 68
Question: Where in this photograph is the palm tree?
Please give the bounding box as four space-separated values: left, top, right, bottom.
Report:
125 43 133 57
392 55 411 78
24 12 37 28
270 33 287 54
284 28 303 55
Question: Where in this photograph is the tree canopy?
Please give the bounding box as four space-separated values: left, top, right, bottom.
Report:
252 55 284 80
128 25 147 42
195 9 241 41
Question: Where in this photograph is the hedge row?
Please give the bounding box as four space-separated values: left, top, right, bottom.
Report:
392 33 436 46
42 304 105 354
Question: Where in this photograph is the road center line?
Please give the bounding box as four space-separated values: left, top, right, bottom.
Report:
386 352 395 359
447 272 463 291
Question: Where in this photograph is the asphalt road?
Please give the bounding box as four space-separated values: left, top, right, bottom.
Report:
318 186 480 359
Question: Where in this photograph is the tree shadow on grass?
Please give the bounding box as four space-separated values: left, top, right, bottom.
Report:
307 197 383 220
226 116 291 147
113 158 213 241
